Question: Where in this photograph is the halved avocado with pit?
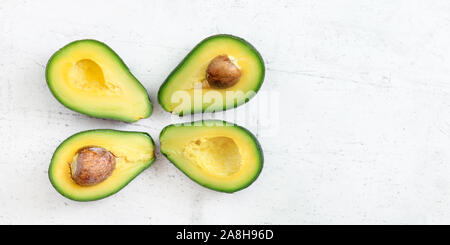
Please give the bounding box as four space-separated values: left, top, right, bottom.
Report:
158 34 265 115
46 39 152 122
49 129 156 201
159 120 263 193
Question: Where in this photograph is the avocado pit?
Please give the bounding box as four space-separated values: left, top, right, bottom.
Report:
70 146 116 186
206 55 241 88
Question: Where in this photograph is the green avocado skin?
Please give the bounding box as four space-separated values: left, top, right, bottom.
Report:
158 34 265 115
159 120 264 193
48 129 156 202
46 39 152 122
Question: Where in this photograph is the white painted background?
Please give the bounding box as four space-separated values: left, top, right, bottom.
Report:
1 0 450 224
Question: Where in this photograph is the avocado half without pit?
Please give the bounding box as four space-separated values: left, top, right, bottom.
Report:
49 129 156 201
159 120 263 193
46 39 152 122
158 34 265 115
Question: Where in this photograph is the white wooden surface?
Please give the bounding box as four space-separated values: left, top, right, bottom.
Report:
1 0 450 224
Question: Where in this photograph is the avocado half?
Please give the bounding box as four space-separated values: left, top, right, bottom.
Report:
159 120 263 193
49 129 156 201
158 34 265 115
46 39 152 122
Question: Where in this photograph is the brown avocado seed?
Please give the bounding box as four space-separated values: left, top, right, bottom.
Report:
70 146 116 186
206 55 241 88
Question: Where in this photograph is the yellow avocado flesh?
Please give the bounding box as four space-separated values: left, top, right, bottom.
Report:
46 40 151 122
159 35 264 114
49 130 155 201
160 121 263 192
